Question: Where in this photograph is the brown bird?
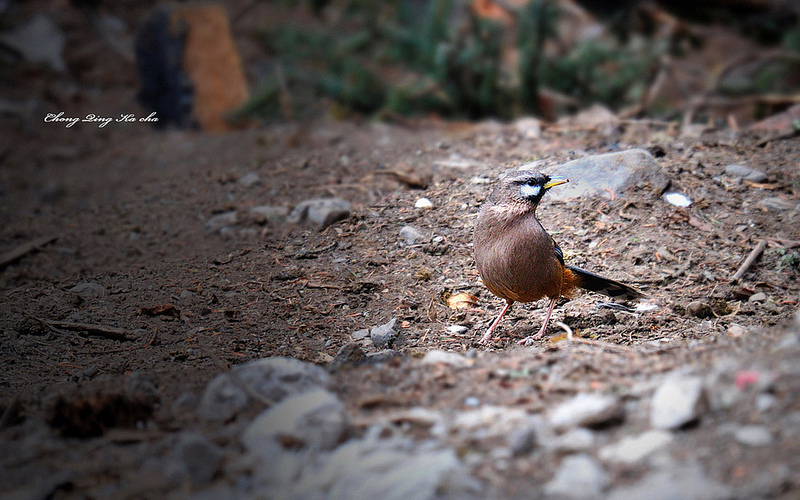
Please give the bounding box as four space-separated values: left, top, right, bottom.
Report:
474 171 643 344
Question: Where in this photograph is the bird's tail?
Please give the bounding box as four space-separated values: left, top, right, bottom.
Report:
566 265 643 301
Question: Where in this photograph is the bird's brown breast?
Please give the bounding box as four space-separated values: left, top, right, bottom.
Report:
474 203 564 303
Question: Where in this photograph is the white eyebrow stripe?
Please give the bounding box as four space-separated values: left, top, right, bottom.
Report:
521 183 541 198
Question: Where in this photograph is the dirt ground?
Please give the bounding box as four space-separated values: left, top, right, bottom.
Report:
2 2 800 498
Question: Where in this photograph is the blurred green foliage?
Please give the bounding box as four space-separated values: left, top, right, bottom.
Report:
232 0 675 121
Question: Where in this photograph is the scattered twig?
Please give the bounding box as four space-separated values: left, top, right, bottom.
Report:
46 320 138 342
0 235 58 269
731 239 768 283
555 321 573 340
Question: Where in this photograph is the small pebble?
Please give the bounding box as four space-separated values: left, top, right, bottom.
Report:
686 301 712 318
664 192 692 207
415 198 433 209
447 325 468 334
734 425 773 447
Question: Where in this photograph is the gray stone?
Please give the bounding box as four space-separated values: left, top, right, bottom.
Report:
238 172 260 187
607 464 731 500
0 14 65 72
686 301 712 318
534 149 667 201
452 407 542 441
543 454 609 499
282 437 482 500
507 427 536 455
204 211 237 233
329 342 367 372
197 357 333 421
548 427 596 452
599 430 673 464
242 388 347 451
125 371 158 404
725 164 768 183
759 197 798 212
288 198 351 227
415 197 433 209
734 425 773 447
176 432 223 486
250 205 289 223
749 292 767 303
69 282 105 297
421 350 469 367
399 225 426 245
650 374 706 430
351 329 370 341
370 318 400 349
549 392 623 430
447 325 469 334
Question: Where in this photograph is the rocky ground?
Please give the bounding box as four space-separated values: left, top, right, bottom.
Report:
2 108 800 498
3 2 800 499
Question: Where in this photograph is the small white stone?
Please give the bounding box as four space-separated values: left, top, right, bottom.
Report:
421 350 468 367
415 197 433 209
650 374 706 430
549 393 623 430
734 425 773 447
544 454 609 499
599 430 673 464
664 192 692 207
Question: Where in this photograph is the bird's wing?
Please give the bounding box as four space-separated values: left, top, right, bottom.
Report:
552 238 565 266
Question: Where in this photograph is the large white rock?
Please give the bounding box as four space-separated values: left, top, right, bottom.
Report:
650 374 706 430
242 388 347 452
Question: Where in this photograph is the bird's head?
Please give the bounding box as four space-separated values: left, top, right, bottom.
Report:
498 171 569 207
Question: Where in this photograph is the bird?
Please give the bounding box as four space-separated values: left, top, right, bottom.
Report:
473 170 643 345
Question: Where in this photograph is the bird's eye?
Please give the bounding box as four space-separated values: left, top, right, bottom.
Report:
526 179 537 186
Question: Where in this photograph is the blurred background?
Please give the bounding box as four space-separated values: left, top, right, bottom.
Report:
2 0 800 133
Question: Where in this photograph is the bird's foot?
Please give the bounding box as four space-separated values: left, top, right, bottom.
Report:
517 334 543 346
478 331 494 345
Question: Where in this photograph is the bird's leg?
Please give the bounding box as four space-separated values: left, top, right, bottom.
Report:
518 296 558 345
479 300 513 344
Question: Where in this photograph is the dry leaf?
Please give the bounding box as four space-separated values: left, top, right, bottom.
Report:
445 292 478 309
139 304 181 318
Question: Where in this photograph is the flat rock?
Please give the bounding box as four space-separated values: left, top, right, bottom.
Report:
549 392 623 430
543 454 609 499
421 350 469 367
282 437 482 500
650 373 706 430
534 149 667 201
197 357 333 421
242 388 347 451
608 464 732 500
250 205 289 223
545 427 596 452
724 164 768 183
238 172 260 187
288 198 352 227
758 197 798 212
69 282 106 297
175 432 223 486
599 430 673 464
204 211 237 233
399 225 425 245
370 318 400 349
734 425 773 447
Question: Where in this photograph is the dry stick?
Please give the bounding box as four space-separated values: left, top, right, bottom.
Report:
731 239 768 283
46 320 137 342
0 235 58 269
